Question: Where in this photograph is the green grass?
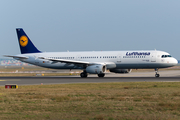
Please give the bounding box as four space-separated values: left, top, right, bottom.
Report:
0 82 180 119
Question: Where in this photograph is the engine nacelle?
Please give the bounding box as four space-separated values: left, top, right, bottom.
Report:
109 69 132 73
86 64 106 74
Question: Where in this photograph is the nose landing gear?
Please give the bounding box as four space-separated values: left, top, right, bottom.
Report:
155 68 160 77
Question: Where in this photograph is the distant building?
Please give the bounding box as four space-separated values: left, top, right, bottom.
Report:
0 58 31 66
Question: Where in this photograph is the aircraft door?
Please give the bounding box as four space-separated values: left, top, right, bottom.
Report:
76 55 81 61
34 55 39 64
117 54 121 63
151 52 157 62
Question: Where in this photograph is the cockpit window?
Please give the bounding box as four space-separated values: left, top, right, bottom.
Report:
161 55 172 58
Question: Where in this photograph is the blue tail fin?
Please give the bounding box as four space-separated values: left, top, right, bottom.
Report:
16 28 41 54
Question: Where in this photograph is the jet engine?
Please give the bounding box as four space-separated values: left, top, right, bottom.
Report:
109 69 132 73
86 64 106 74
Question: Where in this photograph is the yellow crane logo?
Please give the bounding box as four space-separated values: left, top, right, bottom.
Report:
19 36 28 47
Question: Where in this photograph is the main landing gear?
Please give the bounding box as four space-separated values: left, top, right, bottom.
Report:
155 68 160 78
80 70 88 78
80 71 105 78
98 73 105 77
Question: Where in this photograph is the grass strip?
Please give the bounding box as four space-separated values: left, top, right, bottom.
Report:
0 82 180 119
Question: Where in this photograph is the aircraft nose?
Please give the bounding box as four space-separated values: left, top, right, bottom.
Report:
172 58 178 65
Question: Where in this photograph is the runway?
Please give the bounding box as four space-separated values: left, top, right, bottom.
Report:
0 70 179 86
0 76 180 86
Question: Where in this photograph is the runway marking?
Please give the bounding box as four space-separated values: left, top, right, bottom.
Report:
0 79 21 81
0 80 6 81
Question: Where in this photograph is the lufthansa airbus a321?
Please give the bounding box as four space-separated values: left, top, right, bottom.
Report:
5 28 178 78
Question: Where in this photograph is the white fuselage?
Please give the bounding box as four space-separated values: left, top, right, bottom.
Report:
15 50 178 70
10 28 178 78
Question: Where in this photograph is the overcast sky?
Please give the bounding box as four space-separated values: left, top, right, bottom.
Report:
1 0 180 59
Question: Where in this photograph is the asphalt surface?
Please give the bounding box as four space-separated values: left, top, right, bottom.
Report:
0 70 179 86
0 76 180 86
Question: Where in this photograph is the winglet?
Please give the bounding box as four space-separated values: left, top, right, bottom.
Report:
16 28 41 54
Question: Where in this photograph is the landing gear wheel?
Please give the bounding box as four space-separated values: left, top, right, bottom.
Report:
155 74 160 78
80 72 88 78
98 73 105 77
154 68 160 78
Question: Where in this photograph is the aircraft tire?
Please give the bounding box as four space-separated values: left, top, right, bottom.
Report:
155 74 160 78
98 73 105 77
80 72 88 78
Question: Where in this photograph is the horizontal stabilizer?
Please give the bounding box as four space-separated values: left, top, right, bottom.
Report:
4 55 29 59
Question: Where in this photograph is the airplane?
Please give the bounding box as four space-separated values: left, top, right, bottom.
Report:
4 28 178 78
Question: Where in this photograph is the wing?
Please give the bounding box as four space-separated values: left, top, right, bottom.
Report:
39 57 116 69
39 57 90 65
